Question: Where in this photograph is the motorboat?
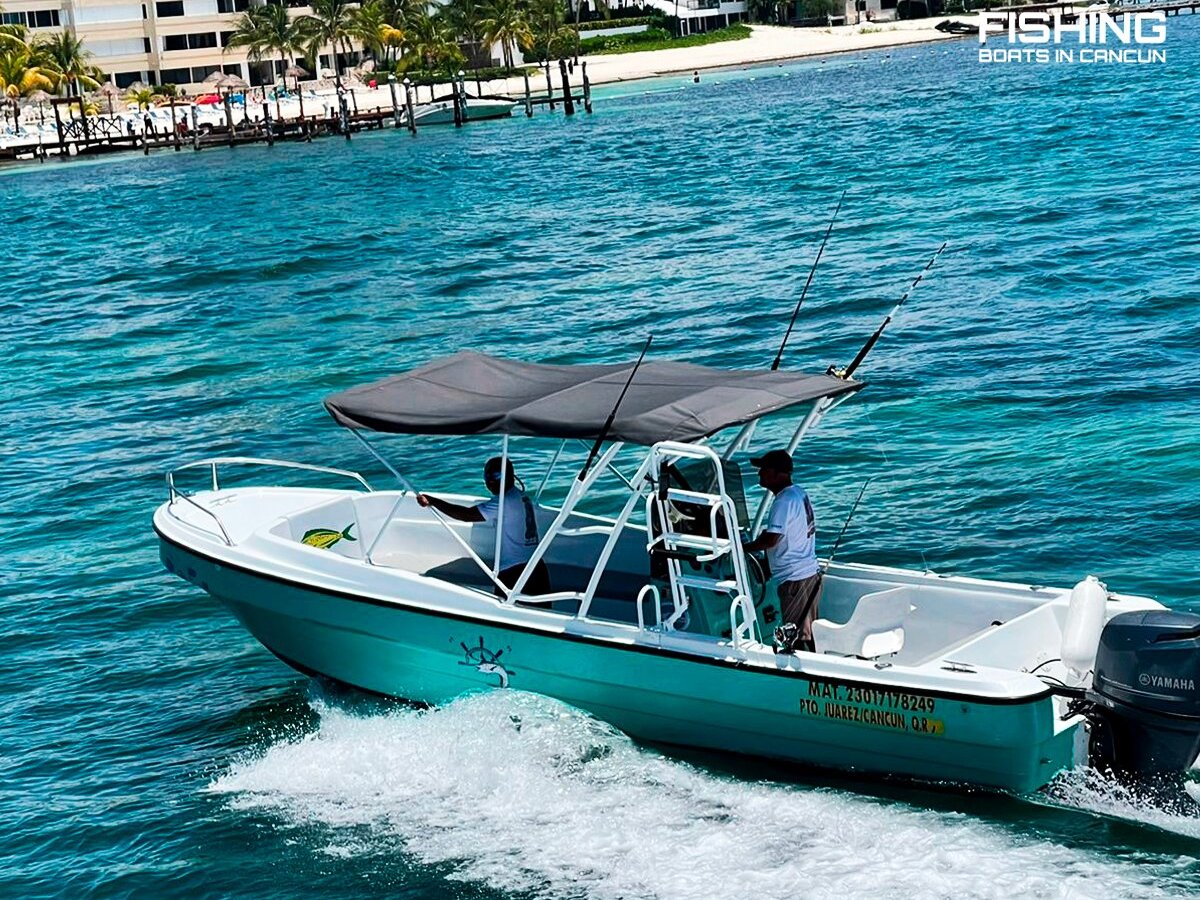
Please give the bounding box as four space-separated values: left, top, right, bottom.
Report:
154 350 1200 795
408 96 515 126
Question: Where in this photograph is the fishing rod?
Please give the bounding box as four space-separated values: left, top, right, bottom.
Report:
838 242 947 380
579 334 653 482
826 478 871 567
723 193 847 461
771 189 847 372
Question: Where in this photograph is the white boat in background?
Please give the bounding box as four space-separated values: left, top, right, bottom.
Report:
409 96 515 126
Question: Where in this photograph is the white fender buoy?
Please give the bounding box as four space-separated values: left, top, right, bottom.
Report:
1062 575 1109 683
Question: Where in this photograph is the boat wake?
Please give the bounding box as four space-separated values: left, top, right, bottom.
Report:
1041 767 1200 840
210 690 1190 899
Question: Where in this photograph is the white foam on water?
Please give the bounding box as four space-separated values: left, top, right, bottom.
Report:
1044 767 1200 840
211 692 1190 900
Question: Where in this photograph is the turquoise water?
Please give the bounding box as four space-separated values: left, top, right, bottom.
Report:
4 21 1200 898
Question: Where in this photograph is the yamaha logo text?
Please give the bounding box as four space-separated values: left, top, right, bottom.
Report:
978 5 1168 65
1139 672 1196 691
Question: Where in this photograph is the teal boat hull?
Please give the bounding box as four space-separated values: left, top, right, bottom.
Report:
160 534 1076 794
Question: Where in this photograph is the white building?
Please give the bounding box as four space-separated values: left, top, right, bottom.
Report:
2 0 356 92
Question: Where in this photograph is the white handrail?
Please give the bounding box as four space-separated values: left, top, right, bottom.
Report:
165 491 234 545
636 584 662 631
730 593 758 649
166 456 373 495
165 456 372 550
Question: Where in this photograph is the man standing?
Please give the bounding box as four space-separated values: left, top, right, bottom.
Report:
743 449 821 652
416 457 551 596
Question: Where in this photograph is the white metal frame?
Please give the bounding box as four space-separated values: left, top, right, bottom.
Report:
165 456 373 546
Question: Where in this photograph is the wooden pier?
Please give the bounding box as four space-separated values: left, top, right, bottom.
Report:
0 62 596 165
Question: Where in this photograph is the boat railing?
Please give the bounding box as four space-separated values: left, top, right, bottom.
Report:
730 594 759 649
637 584 663 631
165 456 373 546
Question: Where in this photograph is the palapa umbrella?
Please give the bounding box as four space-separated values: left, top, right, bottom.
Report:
202 70 225 86
285 65 310 125
216 74 247 140
98 81 121 114
27 88 50 125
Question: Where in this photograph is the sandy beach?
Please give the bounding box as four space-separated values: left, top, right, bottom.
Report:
535 20 976 87
337 19 976 110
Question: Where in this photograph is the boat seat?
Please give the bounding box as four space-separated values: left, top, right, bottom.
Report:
813 587 914 659
286 497 363 560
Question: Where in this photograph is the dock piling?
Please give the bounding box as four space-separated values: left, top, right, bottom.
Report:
264 102 274 147
582 61 592 114
559 58 575 116
404 78 417 135
223 93 234 148
388 75 401 128
545 62 555 110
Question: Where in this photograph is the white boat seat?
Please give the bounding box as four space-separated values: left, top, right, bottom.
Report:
813 587 915 659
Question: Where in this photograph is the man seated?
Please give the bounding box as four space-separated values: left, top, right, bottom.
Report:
417 457 552 597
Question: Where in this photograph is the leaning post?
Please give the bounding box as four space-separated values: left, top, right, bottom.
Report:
338 87 351 141
452 76 462 127
545 61 555 110
558 58 575 116
388 74 401 128
523 71 533 117
263 101 274 146
191 103 200 151
170 96 181 150
79 96 91 144
52 102 64 152
403 78 417 134
581 61 592 113
223 92 234 147
142 112 152 155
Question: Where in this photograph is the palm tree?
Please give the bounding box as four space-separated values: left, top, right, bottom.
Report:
378 24 405 68
404 10 462 73
477 0 530 70
349 0 388 63
0 44 56 97
226 3 305 111
127 86 154 109
443 0 484 79
36 30 100 95
296 0 358 88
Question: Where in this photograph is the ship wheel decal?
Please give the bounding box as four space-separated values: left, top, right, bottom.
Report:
459 636 514 688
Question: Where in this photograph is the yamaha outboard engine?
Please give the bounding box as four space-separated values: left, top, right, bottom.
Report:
1085 610 1200 785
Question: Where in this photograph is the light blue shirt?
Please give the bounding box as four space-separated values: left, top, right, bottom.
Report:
764 485 818 582
475 488 539 571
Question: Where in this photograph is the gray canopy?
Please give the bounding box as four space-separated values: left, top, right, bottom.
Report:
324 351 862 446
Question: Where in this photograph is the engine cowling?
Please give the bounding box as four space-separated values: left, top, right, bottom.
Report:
1086 610 1200 777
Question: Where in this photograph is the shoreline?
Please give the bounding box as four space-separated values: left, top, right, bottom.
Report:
463 20 977 98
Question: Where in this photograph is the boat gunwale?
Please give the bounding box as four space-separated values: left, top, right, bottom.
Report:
154 521 1057 708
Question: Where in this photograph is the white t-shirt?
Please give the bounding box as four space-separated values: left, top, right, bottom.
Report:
475 488 539 571
763 484 818 582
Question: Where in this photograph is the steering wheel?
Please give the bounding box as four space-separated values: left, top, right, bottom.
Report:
744 550 769 607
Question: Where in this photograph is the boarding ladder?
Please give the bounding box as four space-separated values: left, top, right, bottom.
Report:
645 442 760 648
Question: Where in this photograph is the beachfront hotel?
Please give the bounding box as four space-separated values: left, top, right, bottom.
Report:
0 0 359 91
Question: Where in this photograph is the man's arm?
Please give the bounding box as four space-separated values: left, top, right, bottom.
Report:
743 531 782 554
416 493 485 522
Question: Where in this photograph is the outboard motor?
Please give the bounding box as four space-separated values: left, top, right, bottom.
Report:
1085 610 1200 783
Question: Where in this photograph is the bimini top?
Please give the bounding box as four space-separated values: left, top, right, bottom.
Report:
324 351 862 446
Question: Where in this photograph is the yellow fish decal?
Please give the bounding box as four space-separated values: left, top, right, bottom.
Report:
301 524 356 549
